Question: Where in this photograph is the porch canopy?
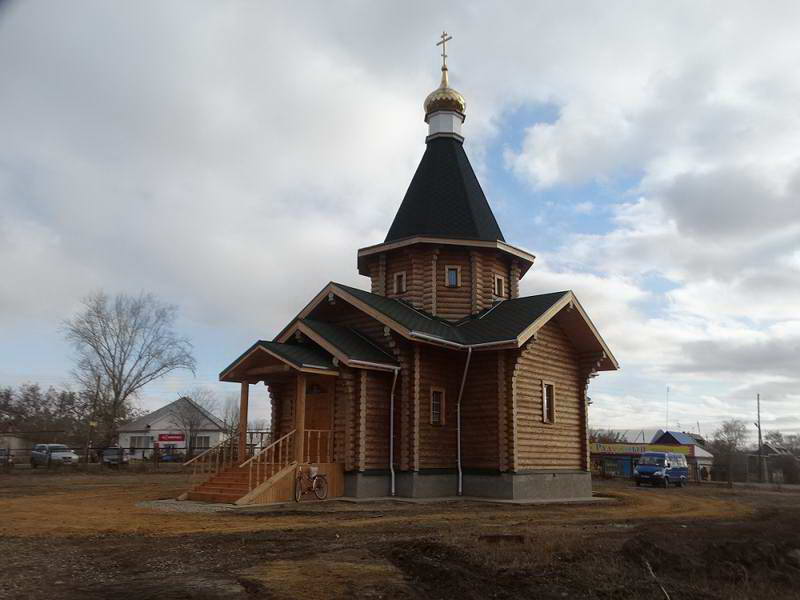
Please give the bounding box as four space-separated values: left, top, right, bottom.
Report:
219 324 398 462
219 341 338 461
220 340 339 384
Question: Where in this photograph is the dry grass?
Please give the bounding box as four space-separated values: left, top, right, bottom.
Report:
0 471 753 539
1 472 798 599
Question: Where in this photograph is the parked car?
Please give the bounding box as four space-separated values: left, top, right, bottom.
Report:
159 452 185 463
0 448 13 470
30 444 80 468
634 452 689 487
101 447 130 467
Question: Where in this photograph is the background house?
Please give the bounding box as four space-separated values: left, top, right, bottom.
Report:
0 432 30 452
118 397 226 459
651 430 713 479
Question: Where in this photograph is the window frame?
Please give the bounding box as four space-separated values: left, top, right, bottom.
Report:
130 435 152 449
192 435 211 449
541 380 556 424
493 274 505 298
444 265 461 288
430 387 446 426
393 271 407 294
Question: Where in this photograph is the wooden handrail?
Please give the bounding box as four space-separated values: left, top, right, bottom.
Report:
182 436 229 467
238 429 297 493
303 429 334 464
239 429 295 469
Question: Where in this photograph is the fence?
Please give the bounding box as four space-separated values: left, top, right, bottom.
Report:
0 430 273 470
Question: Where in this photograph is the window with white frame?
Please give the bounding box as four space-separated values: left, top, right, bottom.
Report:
192 435 211 449
494 274 505 298
430 387 445 426
445 265 461 288
542 381 555 423
394 271 407 294
129 435 152 449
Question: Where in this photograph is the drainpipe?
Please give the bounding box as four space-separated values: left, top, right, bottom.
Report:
388 367 400 496
456 347 473 496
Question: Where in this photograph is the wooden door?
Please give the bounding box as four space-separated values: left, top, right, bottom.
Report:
305 380 333 429
304 379 333 463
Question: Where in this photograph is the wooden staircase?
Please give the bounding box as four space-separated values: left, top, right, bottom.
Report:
182 430 298 505
186 463 286 503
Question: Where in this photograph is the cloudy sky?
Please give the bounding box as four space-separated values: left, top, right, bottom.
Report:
1 1 799 439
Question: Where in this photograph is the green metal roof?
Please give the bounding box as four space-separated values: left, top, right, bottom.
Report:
301 318 398 366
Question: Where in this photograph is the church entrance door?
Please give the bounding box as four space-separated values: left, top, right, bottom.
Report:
303 378 334 463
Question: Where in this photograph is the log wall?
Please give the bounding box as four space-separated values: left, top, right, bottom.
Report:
334 366 356 467
366 244 522 320
268 378 297 439
435 248 473 321
510 321 585 470
362 370 393 470
460 349 499 469
416 345 460 469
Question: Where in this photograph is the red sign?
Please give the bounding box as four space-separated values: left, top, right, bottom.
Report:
158 433 185 442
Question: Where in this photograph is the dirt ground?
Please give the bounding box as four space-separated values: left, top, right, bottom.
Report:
1 470 799 599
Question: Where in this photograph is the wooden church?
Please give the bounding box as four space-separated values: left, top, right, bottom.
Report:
183 37 618 504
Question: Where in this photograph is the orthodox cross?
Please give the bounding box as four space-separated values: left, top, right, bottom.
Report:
436 31 452 69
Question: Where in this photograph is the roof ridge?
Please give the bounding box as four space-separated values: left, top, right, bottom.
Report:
451 140 484 240
301 316 395 360
347 327 397 361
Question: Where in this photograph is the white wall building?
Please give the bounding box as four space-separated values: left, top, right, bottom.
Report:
118 397 226 459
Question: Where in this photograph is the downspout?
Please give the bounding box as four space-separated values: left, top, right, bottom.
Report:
389 367 400 496
456 347 473 496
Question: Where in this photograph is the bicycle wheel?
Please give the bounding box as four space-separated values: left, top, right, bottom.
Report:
313 475 328 500
294 476 303 502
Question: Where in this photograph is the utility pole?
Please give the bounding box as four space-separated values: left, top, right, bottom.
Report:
756 393 764 483
665 385 670 432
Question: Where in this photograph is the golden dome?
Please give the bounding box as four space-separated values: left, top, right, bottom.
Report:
424 67 466 119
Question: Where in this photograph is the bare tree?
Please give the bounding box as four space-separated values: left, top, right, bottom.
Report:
169 388 220 457
64 291 196 443
765 430 785 448
221 393 240 440
713 419 748 485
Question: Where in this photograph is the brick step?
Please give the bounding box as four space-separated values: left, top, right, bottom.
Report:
186 490 241 504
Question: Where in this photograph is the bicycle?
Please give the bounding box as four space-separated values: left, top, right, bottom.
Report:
294 465 328 502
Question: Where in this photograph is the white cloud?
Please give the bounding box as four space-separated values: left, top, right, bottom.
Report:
1 1 799 434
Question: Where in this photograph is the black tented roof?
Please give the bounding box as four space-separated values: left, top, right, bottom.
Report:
384 137 505 243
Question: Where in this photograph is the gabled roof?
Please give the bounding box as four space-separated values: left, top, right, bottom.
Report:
219 340 337 381
762 443 791 456
119 397 225 433
654 431 702 445
385 137 505 243
299 319 398 368
275 282 618 371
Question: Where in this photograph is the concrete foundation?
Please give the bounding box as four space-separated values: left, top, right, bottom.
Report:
344 469 592 501
343 470 391 498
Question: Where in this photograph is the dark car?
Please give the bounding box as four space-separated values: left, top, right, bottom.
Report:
159 452 185 463
101 447 130 466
